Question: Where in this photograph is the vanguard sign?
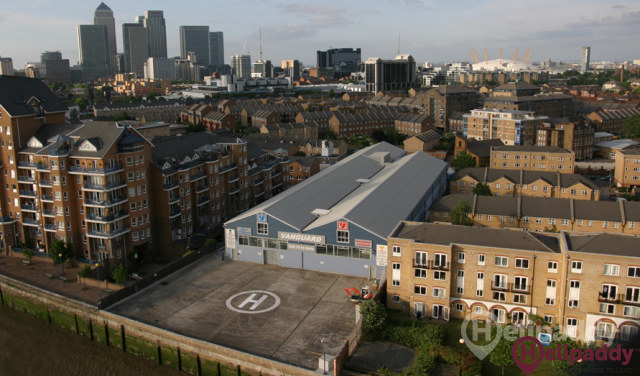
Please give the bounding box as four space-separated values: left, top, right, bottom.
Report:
278 231 325 244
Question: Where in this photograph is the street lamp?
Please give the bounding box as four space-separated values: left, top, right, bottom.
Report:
59 253 64 287
459 339 465 376
96 262 101 301
320 337 327 374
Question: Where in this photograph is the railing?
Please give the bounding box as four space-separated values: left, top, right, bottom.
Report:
18 176 36 183
21 204 39 212
490 282 530 293
168 195 180 204
44 224 56 231
197 197 209 206
412 260 450 270
169 209 181 218
229 187 239 195
87 227 130 238
220 163 237 173
196 184 208 193
22 218 40 226
19 190 37 197
85 211 128 223
163 181 179 190
83 180 127 191
42 209 54 217
255 190 265 197
252 179 264 186
18 161 49 170
39 179 52 187
191 172 207 182
596 292 639 305
228 174 239 183
69 164 124 175
41 194 53 201
84 196 127 207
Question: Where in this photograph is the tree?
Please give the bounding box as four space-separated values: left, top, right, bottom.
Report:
49 238 74 264
360 300 387 336
451 151 476 171
74 98 88 111
22 248 34 262
77 265 91 289
113 263 128 285
451 200 473 226
490 338 515 376
473 183 492 196
623 114 640 140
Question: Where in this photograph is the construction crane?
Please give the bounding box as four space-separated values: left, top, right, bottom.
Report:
472 48 479 64
259 26 263 61
522 48 531 64
513 48 518 65
484 48 488 64
499 48 503 65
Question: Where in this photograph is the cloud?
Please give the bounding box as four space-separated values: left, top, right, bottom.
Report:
278 4 351 29
612 4 625 9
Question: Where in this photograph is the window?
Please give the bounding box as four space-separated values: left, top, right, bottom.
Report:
620 325 639 341
457 252 465 263
414 251 427 266
514 277 528 291
568 299 579 308
434 253 447 268
603 264 620 276
257 222 268 235
628 266 640 278
392 263 401 286
434 271 446 280
391 295 400 303
546 280 557 306
623 306 640 318
392 246 401 256
515 258 529 269
571 261 582 273
513 294 526 304
433 287 446 298
599 303 615 315
455 303 463 312
126 157 133 166
478 254 485 265
337 230 349 243
475 306 483 314
548 261 558 273
414 268 427 278
494 256 508 267
493 291 506 301
493 274 507 289
625 287 640 303
414 285 427 295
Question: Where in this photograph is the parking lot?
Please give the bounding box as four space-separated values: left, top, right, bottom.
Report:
108 252 371 370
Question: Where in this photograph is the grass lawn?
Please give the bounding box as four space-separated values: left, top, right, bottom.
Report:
444 319 562 376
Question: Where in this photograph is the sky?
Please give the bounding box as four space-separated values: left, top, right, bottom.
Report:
1 0 639 69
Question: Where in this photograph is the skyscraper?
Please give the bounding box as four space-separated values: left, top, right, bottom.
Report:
317 48 361 74
179 26 210 66
145 11 167 58
231 55 251 79
0 57 14 75
209 31 224 69
93 2 117 75
122 22 149 77
364 55 416 93
77 24 110 81
581 46 591 73
252 60 273 78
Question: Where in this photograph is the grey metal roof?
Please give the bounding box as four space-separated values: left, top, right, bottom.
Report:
391 222 560 253
227 142 446 236
566 233 640 258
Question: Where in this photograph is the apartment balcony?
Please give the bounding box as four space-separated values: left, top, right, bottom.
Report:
22 218 40 227
18 176 36 184
83 180 127 192
196 197 209 207
85 211 129 223
255 190 265 197
229 187 240 195
272 181 283 189
19 190 37 198
228 174 239 183
252 179 264 187
39 179 52 187
18 161 49 171
598 292 623 304
84 196 127 208
20 204 39 212
191 172 207 182
163 181 179 191
44 224 56 232
271 170 282 178
86 227 130 239
42 209 55 217
169 209 181 219
41 194 53 202
168 195 180 205
412 260 450 271
68 164 124 175
220 163 237 174
196 184 208 194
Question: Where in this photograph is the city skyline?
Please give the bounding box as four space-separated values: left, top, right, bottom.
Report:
0 0 638 69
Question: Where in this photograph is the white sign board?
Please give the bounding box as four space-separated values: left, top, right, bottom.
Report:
376 245 388 266
287 243 316 252
278 231 325 244
225 229 236 248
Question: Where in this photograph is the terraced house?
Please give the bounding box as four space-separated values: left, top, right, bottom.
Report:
490 145 575 173
387 222 640 343
430 194 640 236
450 167 600 200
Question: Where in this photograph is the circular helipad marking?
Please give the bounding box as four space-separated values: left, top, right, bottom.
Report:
225 290 281 314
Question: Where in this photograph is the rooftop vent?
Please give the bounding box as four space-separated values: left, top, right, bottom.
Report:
356 178 370 184
311 208 331 217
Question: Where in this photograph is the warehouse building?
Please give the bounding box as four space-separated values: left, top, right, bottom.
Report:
223 142 448 277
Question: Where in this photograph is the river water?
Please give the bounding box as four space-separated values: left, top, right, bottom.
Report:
0 304 184 376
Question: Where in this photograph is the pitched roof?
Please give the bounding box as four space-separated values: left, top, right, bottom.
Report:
467 138 505 158
566 233 640 258
392 222 560 253
0 75 67 117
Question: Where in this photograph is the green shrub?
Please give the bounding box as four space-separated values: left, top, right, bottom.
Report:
113 263 127 284
360 300 387 336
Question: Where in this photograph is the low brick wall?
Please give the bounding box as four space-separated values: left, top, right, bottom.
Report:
0 274 317 376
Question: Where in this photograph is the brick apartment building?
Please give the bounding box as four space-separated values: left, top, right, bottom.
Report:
490 145 575 173
450 168 600 200
463 108 549 146
483 82 574 119
615 146 640 190
387 222 640 343
536 121 595 161
288 156 320 185
430 194 640 236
